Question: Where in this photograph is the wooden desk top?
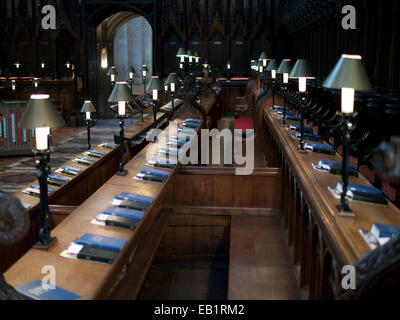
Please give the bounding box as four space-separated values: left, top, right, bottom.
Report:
14 111 168 216
14 144 118 216
263 104 400 266
4 105 206 299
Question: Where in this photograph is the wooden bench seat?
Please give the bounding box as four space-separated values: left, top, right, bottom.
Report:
228 216 300 300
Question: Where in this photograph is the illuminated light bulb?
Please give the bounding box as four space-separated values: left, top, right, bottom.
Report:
272 70 276 79
341 87 355 114
86 112 91 120
299 77 307 93
118 101 126 116
171 83 176 92
153 89 158 101
283 73 289 84
35 127 50 151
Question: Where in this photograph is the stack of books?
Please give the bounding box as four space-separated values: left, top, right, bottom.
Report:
112 192 154 207
160 98 183 112
289 124 314 134
359 223 400 249
295 132 322 142
98 142 117 149
278 110 296 117
329 182 387 205
157 147 182 158
92 206 144 229
147 157 177 169
23 184 55 196
85 150 105 158
273 105 287 111
170 133 195 142
72 156 96 166
286 115 300 122
182 118 201 129
167 139 187 149
134 169 170 184
61 233 127 264
55 166 82 176
304 142 336 155
178 127 197 135
312 160 358 176
47 174 71 187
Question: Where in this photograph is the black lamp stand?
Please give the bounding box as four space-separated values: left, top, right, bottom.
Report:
271 78 275 109
151 99 159 142
337 115 355 215
171 92 175 121
85 119 93 150
33 150 56 250
298 94 306 151
282 86 288 126
117 115 128 176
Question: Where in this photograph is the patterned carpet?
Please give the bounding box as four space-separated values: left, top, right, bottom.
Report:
0 117 146 194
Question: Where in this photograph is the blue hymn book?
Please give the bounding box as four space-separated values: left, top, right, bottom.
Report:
74 233 127 252
103 206 144 221
115 192 154 204
16 280 80 300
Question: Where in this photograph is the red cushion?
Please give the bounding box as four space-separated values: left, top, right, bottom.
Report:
235 119 254 131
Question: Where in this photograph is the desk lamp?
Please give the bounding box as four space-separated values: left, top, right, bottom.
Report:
81 101 96 150
146 76 163 141
323 54 372 214
277 59 293 125
289 59 315 150
267 59 279 109
19 94 66 249
108 82 134 176
166 73 178 120
128 66 136 88
107 66 118 86
142 64 149 94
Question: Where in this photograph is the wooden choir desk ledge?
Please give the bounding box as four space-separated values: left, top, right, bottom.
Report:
4 107 203 300
263 102 400 266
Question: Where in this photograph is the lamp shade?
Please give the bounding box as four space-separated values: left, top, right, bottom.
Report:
187 50 193 58
81 101 96 113
176 48 186 57
146 76 163 91
166 73 178 84
323 54 372 91
259 52 268 61
289 59 315 78
266 59 279 71
19 94 66 129
277 59 293 74
108 82 134 102
128 66 136 74
142 65 149 72
107 66 118 76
